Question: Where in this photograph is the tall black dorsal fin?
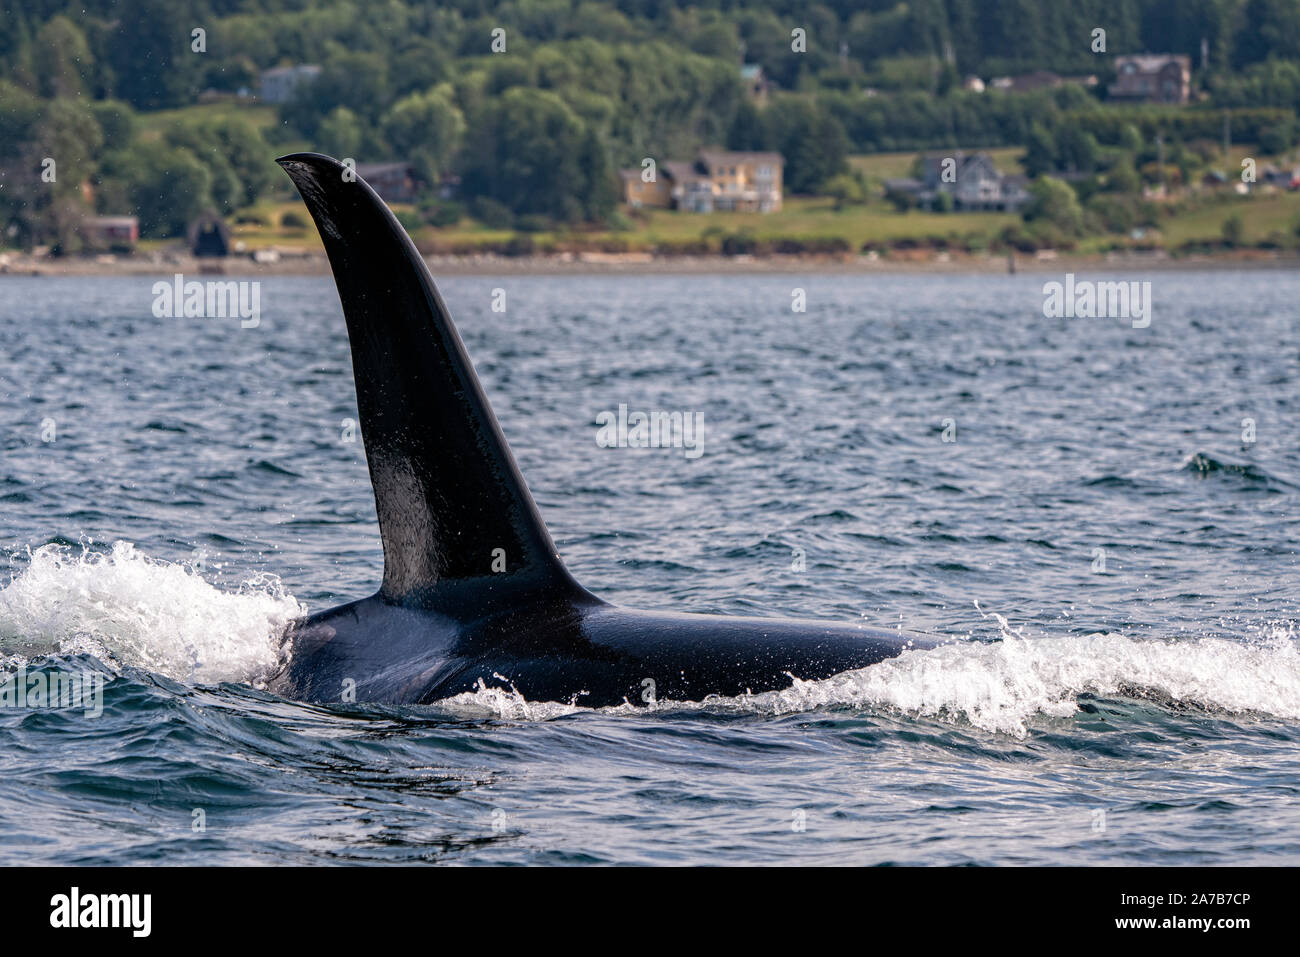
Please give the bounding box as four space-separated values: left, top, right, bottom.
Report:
277 152 585 604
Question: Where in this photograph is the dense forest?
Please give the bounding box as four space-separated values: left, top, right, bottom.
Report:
4 0 1300 250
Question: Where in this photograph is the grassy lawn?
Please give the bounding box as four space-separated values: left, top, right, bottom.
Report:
136 101 283 136
624 195 1016 245
850 146 1027 184
1161 189 1300 245
404 187 1298 254
228 199 319 249
380 196 1020 252
228 198 525 250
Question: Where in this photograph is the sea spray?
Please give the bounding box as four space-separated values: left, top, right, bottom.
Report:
4 543 1299 738
0 542 304 685
439 623 1300 737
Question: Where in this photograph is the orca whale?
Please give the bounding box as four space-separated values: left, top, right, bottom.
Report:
268 152 935 707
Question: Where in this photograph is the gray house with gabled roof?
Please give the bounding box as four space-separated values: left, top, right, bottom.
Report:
887 151 1029 212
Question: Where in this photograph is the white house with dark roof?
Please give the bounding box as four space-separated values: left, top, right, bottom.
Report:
885 151 1028 212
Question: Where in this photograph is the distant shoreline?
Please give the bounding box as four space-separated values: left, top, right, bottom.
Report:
4 249 1300 278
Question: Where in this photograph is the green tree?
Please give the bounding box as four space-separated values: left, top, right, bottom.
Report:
1024 176 1084 235
823 172 865 209
89 101 136 151
108 0 203 109
114 146 213 238
209 117 276 207
1260 117 1297 155
1235 0 1300 66
32 15 92 99
37 99 104 189
0 81 42 153
281 52 391 137
3 98 103 252
1056 127 1100 174
1106 156 1141 193
0 4 33 74
381 86 466 183
573 127 618 221
1023 123 1057 177
1087 194 1137 234
727 100 768 151
461 88 609 222
163 117 272 214
770 101 849 194
1119 124 1143 154
318 107 365 162
390 39 449 98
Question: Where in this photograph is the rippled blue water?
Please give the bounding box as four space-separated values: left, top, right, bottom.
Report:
1 271 1299 865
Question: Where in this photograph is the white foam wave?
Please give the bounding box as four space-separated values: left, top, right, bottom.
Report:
440 627 1300 737
3 544 1296 737
0 542 304 685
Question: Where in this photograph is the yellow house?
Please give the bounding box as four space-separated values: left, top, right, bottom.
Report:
618 168 674 208
620 150 784 213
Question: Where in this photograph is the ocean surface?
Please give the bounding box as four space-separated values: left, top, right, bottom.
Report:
1 270 1298 865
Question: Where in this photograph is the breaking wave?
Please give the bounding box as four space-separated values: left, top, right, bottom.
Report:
2 543 1298 737
442 615 1300 737
0 542 303 684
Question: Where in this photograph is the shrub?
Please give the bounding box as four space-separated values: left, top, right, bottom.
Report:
425 202 463 228
721 232 759 255
1221 213 1244 247
470 196 514 229
504 234 536 257
803 236 851 254
515 214 552 233
1086 194 1137 234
